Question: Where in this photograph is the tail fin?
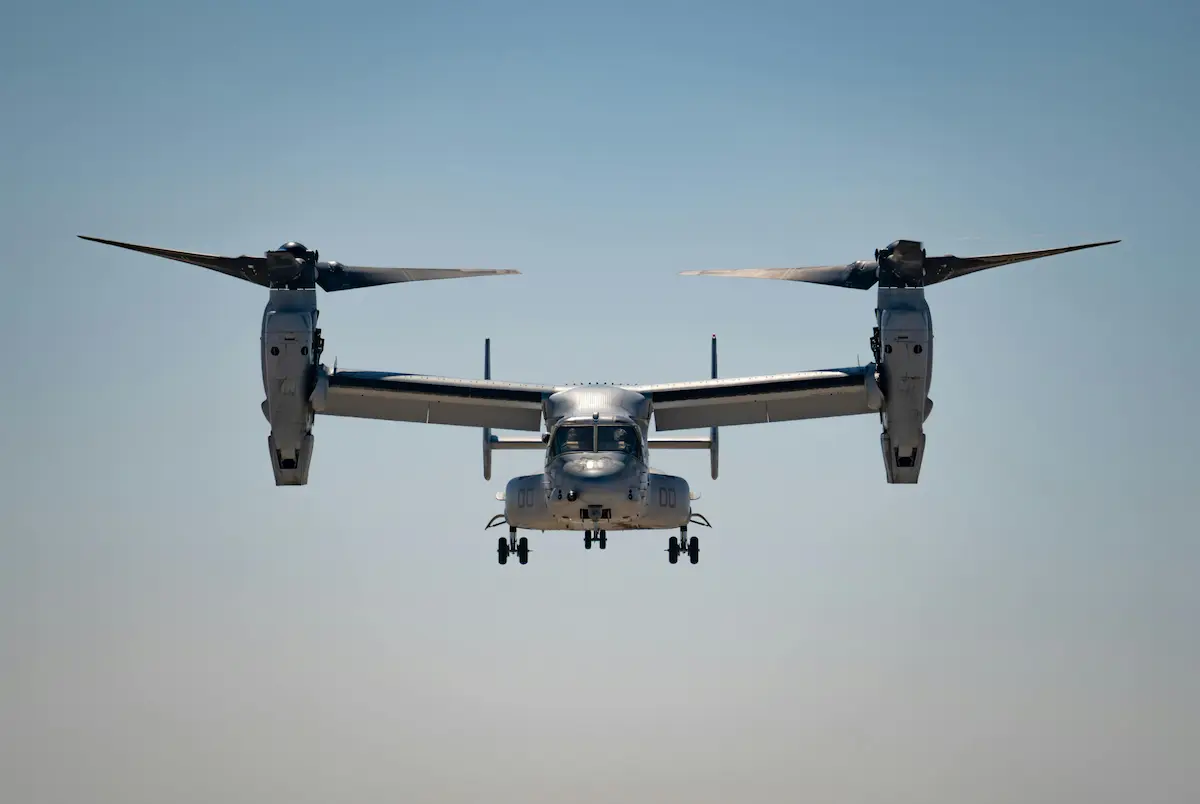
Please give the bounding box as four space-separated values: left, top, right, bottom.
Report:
710 334 719 480
483 338 492 480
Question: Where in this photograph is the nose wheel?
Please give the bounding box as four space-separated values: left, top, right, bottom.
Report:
583 529 607 550
496 527 529 565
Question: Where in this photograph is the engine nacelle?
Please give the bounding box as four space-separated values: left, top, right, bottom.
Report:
875 287 933 484
260 289 319 485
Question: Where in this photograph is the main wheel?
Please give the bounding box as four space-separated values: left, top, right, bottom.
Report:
687 535 699 565
668 536 680 564
584 530 593 549
598 530 607 550
497 536 509 565
517 536 529 565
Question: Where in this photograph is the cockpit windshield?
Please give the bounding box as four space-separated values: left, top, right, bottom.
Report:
551 424 641 458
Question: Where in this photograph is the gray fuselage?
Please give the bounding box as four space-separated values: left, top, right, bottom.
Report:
502 386 692 533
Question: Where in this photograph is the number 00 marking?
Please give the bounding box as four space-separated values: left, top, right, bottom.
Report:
658 487 677 508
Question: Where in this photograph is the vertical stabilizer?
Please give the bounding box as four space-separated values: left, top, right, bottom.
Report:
710 334 719 480
483 338 493 480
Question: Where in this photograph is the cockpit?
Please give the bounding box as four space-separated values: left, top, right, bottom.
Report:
549 422 642 459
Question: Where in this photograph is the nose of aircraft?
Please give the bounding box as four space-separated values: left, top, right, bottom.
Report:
560 454 627 481
552 454 640 521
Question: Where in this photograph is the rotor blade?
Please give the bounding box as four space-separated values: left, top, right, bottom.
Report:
680 263 878 290
78 235 272 286
316 265 520 292
923 239 1120 285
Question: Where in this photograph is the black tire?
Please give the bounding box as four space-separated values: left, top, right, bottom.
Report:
598 530 607 550
517 536 529 565
497 536 509 565
584 531 592 549
668 536 679 564
687 535 699 565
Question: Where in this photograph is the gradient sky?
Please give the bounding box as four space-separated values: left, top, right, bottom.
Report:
3 2 1198 803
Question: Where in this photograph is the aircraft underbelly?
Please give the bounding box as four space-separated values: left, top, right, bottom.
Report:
502 471 691 531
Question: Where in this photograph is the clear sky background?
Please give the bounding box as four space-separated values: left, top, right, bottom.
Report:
2 2 1198 802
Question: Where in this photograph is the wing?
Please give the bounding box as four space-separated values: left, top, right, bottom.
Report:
78 235 271 285
316 265 520 292
922 239 1120 285
312 368 555 431
680 263 879 290
632 366 880 431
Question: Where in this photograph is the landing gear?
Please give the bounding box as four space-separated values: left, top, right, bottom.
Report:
667 526 701 565
496 527 529 566
584 529 607 550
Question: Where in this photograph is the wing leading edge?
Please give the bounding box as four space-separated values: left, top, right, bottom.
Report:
312 369 556 431
633 367 881 431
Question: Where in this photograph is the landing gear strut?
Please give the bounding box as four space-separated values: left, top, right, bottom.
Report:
495 526 529 566
583 529 607 550
666 514 710 565
667 527 699 564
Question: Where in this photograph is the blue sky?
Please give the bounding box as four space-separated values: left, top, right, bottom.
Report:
3 2 1198 802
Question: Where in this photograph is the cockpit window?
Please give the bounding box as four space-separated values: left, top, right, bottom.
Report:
551 424 641 458
554 426 593 454
597 426 639 455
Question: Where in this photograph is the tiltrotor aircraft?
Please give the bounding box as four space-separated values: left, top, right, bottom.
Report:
79 234 1118 566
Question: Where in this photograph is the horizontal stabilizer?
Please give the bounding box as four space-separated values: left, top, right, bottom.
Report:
648 437 713 449
488 434 547 450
